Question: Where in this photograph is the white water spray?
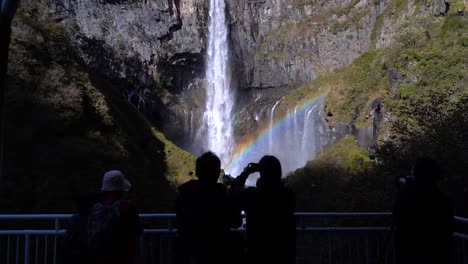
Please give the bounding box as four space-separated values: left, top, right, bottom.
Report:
203 0 234 165
269 99 282 152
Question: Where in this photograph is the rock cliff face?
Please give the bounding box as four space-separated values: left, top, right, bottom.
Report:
43 0 440 149
229 0 384 90
45 0 209 144
49 0 208 88
227 0 426 145
228 0 446 90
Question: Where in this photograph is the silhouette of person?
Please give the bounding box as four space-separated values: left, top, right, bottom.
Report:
232 155 296 264
176 151 242 264
62 190 98 264
393 157 455 264
91 170 143 264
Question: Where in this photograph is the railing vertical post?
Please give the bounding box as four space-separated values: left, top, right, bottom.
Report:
54 219 59 264
54 218 60 264
16 235 19 264
348 237 352 263
139 235 145 264
159 235 163 264
44 235 48 264
35 235 39 264
328 233 332 264
53 237 57 264
459 239 462 264
463 240 467 264
24 234 30 264
356 237 360 262
365 235 369 264
7 235 10 264
54 219 60 231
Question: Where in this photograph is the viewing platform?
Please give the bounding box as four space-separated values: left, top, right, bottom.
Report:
0 213 467 264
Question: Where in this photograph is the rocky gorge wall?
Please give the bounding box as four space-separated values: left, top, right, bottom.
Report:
42 0 451 151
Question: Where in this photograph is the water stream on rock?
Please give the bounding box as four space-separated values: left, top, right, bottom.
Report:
202 0 234 166
197 0 328 179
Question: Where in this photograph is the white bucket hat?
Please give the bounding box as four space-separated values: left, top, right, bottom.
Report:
101 170 132 192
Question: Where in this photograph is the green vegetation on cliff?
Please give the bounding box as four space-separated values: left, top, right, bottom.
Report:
287 14 468 213
287 136 391 211
1 4 196 213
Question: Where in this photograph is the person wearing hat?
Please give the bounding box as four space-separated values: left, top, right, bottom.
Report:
90 170 143 264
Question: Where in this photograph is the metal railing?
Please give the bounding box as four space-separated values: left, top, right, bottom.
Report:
0 213 467 264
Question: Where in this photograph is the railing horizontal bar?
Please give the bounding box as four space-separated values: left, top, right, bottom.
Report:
0 214 179 220
0 230 66 235
144 229 177 234
455 216 468 225
454 232 468 241
0 215 72 219
0 213 466 224
294 212 392 217
0 227 393 235
139 214 176 219
297 227 391 232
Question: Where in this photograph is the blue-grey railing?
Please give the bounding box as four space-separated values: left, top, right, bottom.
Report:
0 213 467 264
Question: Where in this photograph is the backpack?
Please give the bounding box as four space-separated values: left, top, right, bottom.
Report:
87 200 125 255
61 215 90 263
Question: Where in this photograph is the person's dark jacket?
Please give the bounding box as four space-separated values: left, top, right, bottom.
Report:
393 183 455 264
90 191 143 264
231 173 296 264
176 180 242 264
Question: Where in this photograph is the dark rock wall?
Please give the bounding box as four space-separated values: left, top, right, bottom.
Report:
41 0 435 149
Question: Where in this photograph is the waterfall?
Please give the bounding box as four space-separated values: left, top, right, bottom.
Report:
203 0 234 165
193 0 326 176
269 99 282 152
190 111 194 139
227 96 328 179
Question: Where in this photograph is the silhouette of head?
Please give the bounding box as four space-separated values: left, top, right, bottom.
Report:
101 170 131 192
414 156 440 184
258 155 282 186
196 151 221 183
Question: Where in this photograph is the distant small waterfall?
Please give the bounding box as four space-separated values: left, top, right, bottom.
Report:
269 99 282 152
202 0 234 165
227 96 328 179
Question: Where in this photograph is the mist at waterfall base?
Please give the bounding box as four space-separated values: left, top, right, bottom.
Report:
182 93 329 185
226 95 329 185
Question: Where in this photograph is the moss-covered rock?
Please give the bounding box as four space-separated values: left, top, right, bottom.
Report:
287 14 468 213
286 136 383 211
1 5 196 213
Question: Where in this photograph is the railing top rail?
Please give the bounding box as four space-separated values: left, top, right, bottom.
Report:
0 230 67 235
1 228 467 237
294 212 392 217
454 232 468 241
0 226 392 235
455 216 468 225
0 213 466 223
0 214 72 219
0 214 178 219
0 212 391 219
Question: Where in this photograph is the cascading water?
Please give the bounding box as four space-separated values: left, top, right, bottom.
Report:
202 0 234 166
269 99 282 152
227 95 329 182
194 0 326 178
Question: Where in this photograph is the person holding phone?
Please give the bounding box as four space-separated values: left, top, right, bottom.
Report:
231 155 296 264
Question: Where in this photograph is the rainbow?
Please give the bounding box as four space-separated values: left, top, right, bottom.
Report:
225 92 328 177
